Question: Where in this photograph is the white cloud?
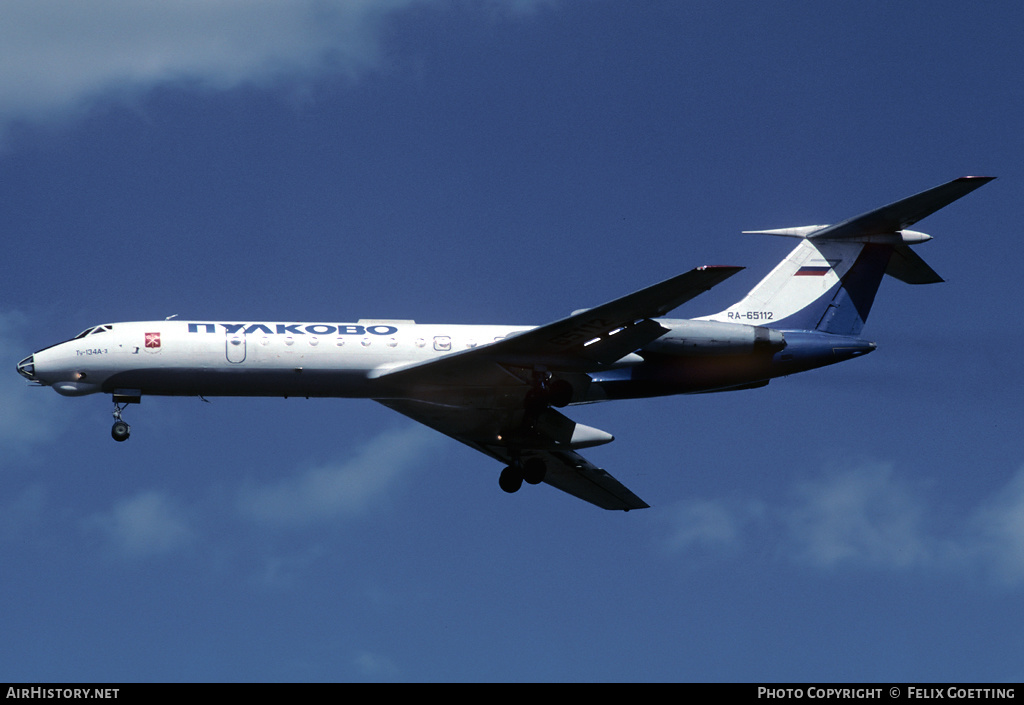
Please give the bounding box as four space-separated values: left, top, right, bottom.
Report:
664 497 762 554
89 490 195 556
663 461 1024 586
784 463 932 570
353 650 402 680
0 0 552 132
0 0 381 123
236 424 441 525
964 469 1024 585
249 545 328 591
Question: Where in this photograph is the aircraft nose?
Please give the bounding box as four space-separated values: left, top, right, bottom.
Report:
17 355 36 381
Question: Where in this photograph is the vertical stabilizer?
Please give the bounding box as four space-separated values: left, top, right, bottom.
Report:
698 238 888 335
698 176 995 335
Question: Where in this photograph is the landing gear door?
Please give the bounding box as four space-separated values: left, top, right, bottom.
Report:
226 332 247 363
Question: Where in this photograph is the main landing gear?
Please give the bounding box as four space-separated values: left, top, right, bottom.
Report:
111 400 131 442
499 457 547 494
498 374 573 494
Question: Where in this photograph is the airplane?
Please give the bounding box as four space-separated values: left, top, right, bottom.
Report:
16 176 993 511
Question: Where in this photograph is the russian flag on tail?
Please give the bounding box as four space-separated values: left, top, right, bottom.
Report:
794 265 830 276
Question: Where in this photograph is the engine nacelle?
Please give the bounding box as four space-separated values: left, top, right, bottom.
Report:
643 319 786 355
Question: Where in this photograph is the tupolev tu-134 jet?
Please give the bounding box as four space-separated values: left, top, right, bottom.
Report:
17 176 993 510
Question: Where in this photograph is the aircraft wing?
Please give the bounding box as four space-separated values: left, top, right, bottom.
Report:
369 266 742 510
377 399 649 510
525 448 648 510
808 175 995 240
371 265 743 385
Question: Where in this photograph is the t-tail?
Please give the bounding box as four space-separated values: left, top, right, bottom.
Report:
699 176 995 335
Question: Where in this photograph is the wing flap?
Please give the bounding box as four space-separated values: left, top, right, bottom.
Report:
510 265 743 363
375 265 742 385
377 399 649 510
527 449 649 511
573 317 668 366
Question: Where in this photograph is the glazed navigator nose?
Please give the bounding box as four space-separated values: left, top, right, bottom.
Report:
16 355 35 381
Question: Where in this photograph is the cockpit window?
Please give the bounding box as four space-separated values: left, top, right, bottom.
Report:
71 324 113 340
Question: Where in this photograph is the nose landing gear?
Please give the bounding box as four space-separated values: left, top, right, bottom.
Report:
111 400 132 442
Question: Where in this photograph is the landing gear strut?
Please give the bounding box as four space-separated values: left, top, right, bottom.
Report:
111 401 131 442
522 457 546 485
524 374 573 414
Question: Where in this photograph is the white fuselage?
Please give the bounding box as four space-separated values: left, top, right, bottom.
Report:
22 315 863 406
28 319 534 399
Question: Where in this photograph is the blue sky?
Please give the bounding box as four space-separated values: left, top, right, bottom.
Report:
1 1 1022 683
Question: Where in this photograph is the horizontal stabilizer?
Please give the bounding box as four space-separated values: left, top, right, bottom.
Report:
808 176 995 241
745 177 995 243
743 225 829 238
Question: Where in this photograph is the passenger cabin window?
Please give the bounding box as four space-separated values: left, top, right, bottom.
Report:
433 336 451 352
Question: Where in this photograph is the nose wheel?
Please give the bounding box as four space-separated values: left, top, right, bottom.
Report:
111 402 131 442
